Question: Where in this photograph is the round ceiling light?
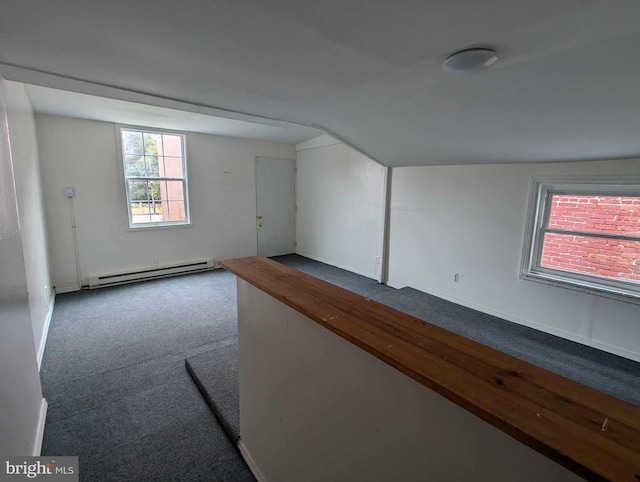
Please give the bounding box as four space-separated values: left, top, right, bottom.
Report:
442 48 498 73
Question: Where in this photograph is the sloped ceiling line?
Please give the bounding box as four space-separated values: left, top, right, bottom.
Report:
0 62 325 145
0 61 312 129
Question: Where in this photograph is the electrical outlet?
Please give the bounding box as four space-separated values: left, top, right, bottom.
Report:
152 258 159 267
454 273 460 282
375 256 380 265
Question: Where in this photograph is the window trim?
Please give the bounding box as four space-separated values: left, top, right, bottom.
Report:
117 124 192 230
521 175 640 304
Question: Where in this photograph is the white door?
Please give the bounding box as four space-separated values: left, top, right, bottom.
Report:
256 157 295 257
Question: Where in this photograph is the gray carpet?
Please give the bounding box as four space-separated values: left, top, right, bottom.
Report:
185 254 640 453
42 254 640 481
40 269 256 482
185 341 240 444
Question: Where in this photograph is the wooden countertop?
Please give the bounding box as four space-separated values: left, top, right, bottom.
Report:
220 256 640 482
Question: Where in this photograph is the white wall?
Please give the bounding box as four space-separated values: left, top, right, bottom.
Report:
35 114 295 291
388 159 640 361
0 79 46 456
295 136 386 279
4 81 53 365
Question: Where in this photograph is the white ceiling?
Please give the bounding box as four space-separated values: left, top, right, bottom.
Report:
24 85 321 144
2 0 640 166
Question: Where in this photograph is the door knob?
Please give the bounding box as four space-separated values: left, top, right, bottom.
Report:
257 222 263 228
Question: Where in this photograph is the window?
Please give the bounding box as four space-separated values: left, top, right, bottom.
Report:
522 178 640 302
119 127 190 228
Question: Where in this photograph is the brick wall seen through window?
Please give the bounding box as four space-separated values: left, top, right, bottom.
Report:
541 195 640 284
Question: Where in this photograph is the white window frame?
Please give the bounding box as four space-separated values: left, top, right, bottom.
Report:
117 125 191 230
521 176 640 304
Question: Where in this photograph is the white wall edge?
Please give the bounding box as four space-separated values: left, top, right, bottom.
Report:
295 251 376 280
238 439 268 482
378 166 391 284
387 279 640 363
32 398 47 456
37 290 55 371
295 134 341 152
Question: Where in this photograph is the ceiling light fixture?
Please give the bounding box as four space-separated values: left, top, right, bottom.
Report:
442 48 498 73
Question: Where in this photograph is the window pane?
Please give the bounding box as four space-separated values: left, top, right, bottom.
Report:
128 180 149 201
548 194 640 237
160 156 184 177
122 131 143 155
160 135 182 157
124 155 146 176
158 180 186 222
149 198 162 222
146 155 160 177
130 202 151 224
165 180 184 201
541 232 640 284
164 201 186 222
148 180 160 202
158 180 182 202
143 132 161 156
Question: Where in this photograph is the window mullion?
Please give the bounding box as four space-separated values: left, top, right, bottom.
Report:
532 186 552 270
541 227 640 243
125 176 184 181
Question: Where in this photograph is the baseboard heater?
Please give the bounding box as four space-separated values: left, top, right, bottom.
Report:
87 259 216 289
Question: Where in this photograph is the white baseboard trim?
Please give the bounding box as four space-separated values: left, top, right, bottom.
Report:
387 279 640 363
525 319 640 363
32 398 47 456
238 439 268 482
295 251 376 281
387 278 535 325
54 285 80 294
37 290 55 371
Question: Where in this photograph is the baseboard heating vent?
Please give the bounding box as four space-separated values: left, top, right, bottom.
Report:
87 259 215 289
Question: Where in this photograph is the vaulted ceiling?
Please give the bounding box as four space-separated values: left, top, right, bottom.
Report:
1 0 640 166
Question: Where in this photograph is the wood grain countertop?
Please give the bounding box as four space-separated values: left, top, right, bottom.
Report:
220 256 640 481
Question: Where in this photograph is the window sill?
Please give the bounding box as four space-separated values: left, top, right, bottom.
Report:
520 270 640 306
126 222 193 232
